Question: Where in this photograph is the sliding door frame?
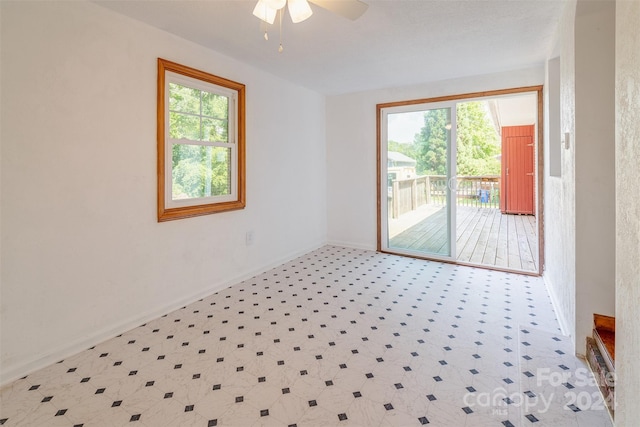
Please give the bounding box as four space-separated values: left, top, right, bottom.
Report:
379 101 457 261
376 85 544 276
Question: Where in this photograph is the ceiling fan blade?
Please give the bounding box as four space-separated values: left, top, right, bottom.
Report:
308 0 369 20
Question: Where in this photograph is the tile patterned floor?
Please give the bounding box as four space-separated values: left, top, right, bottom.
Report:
0 246 613 426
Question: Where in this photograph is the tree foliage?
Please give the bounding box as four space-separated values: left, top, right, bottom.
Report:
168 83 231 200
387 140 417 160
408 101 500 176
455 102 501 175
414 108 450 175
172 146 230 199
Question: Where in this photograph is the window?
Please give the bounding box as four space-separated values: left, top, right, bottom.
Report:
157 58 245 221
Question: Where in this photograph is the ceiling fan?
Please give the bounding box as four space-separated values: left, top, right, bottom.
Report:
252 0 369 25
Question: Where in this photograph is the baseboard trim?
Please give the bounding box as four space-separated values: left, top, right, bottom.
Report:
0 241 326 387
326 239 376 251
543 275 573 340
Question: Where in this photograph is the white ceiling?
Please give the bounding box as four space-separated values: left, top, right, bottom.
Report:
94 0 565 96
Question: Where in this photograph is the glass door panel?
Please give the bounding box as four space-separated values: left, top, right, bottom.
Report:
381 103 456 260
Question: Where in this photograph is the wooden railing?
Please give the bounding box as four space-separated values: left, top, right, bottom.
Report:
389 175 500 218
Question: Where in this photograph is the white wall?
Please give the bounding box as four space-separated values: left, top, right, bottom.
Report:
542 0 577 342
0 1 327 384
543 0 617 354
574 0 616 355
546 57 561 178
615 1 640 424
544 1 576 342
326 69 544 250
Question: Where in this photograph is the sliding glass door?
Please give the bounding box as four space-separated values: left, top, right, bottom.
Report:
379 102 457 261
378 88 542 274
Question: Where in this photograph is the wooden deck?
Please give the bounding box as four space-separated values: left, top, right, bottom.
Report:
389 205 538 272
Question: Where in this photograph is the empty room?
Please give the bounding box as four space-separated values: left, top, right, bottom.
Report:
1 1 638 426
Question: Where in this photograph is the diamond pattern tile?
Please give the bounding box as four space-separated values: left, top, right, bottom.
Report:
0 246 613 426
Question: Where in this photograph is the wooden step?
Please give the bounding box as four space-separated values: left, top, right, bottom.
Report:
593 313 615 372
586 313 615 420
586 337 615 418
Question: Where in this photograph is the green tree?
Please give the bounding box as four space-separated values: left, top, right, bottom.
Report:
411 102 500 176
414 108 449 175
172 146 230 199
168 82 231 200
387 140 417 160
455 102 500 175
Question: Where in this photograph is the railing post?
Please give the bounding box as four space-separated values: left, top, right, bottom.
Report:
392 180 399 219
426 176 431 204
411 178 417 211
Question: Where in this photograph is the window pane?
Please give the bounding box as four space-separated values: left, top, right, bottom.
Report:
172 144 231 200
202 118 229 142
202 92 228 119
170 112 200 140
169 83 200 114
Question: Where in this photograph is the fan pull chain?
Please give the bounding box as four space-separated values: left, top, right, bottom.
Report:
260 1 269 40
278 8 284 53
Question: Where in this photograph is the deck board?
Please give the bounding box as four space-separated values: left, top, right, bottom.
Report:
469 209 494 264
389 205 538 273
495 210 509 268
515 215 536 271
457 207 485 259
506 214 522 269
481 209 501 266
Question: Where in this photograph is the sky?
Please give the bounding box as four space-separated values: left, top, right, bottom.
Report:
387 111 424 144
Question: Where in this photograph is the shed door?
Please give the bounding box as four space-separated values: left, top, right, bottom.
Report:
501 125 535 215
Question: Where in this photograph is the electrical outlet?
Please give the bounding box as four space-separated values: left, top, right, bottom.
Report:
245 231 254 246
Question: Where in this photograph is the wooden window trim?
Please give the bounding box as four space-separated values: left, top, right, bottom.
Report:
157 58 245 222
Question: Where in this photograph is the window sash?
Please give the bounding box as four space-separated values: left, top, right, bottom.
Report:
166 72 236 145
164 74 238 207
166 141 238 207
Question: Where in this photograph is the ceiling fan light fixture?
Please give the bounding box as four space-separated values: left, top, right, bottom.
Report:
263 0 287 10
287 0 313 23
253 0 277 24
